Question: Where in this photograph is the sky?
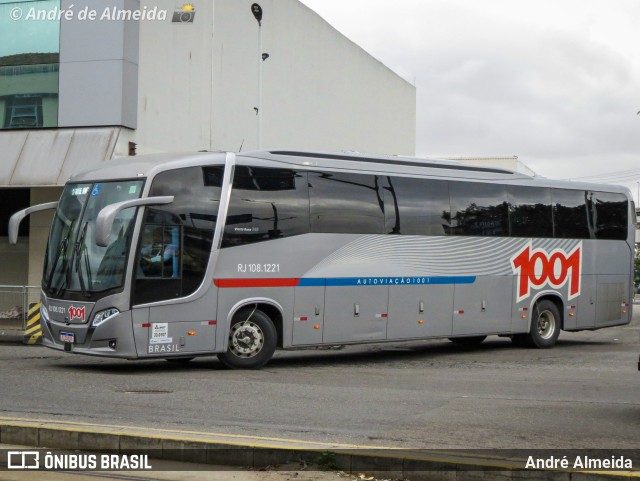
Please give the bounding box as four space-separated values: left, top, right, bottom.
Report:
300 0 640 199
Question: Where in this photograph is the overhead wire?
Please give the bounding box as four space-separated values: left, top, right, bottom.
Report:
560 167 640 183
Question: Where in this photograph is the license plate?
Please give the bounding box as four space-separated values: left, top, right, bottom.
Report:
60 332 75 343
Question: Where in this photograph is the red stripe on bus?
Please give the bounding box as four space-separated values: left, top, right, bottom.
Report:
214 278 300 288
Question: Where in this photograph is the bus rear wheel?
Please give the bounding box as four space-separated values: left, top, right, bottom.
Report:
522 299 561 348
218 307 277 369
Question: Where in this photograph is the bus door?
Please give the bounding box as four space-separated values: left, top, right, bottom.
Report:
131 223 217 357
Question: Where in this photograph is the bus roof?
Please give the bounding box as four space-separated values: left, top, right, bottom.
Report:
66 150 632 198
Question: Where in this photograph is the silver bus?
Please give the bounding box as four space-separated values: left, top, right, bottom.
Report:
9 150 635 368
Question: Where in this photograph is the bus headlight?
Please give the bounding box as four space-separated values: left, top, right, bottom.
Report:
92 308 120 327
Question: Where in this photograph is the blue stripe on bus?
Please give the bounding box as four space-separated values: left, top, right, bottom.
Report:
297 276 476 287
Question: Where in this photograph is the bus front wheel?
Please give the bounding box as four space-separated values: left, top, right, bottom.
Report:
522 299 561 348
218 307 277 369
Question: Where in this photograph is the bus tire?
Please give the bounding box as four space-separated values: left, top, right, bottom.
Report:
526 300 561 348
218 308 277 369
448 336 486 347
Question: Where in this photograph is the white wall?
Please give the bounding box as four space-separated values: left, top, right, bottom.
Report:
133 0 215 153
58 0 139 129
132 0 415 156
212 0 416 155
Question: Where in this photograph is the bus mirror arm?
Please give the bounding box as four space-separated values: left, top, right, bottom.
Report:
8 202 59 245
95 196 174 247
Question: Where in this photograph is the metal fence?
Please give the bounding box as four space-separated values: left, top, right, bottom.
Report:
0 285 41 329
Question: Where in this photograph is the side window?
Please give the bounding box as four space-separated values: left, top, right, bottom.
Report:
552 189 590 239
384 177 450 235
221 167 309 248
139 225 181 279
449 182 509 236
589 191 628 240
508 186 553 238
133 166 221 305
309 172 384 234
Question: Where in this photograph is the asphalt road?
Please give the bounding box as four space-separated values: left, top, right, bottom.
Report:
1 311 638 450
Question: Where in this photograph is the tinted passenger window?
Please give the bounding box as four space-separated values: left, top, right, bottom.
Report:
552 189 590 239
309 172 384 234
384 177 450 235
508 186 553 237
221 167 309 248
449 182 509 236
589 191 628 240
134 166 221 305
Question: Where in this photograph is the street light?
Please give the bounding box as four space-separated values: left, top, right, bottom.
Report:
251 3 267 150
251 3 262 24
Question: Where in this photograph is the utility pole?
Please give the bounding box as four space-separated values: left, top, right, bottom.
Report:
252 4 264 149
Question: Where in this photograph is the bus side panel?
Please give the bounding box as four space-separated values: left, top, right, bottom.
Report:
595 274 629 328
386 284 453 339
575 274 596 329
133 290 218 357
452 275 513 336
323 285 388 343
292 286 324 345
593 240 633 328
132 307 150 355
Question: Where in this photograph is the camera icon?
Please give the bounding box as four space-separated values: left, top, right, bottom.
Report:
172 7 195 23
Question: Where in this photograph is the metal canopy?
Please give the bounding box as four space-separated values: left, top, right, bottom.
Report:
0 128 120 187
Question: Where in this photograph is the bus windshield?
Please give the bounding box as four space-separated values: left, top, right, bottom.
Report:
43 180 144 299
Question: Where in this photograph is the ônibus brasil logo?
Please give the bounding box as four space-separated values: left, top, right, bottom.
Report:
511 242 582 303
68 306 86 322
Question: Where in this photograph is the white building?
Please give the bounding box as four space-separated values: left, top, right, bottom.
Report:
0 0 416 289
445 156 537 177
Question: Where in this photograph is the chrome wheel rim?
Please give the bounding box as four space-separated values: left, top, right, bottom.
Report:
229 320 264 358
537 309 556 340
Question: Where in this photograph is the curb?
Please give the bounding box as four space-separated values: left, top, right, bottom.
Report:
0 304 42 344
0 418 637 480
0 328 24 344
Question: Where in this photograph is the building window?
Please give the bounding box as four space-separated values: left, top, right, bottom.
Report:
4 95 43 128
0 0 60 130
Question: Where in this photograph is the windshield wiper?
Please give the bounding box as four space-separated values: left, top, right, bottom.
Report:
75 222 91 298
47 219 75 296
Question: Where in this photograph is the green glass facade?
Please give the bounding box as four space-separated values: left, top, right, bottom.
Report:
0 0 60 129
